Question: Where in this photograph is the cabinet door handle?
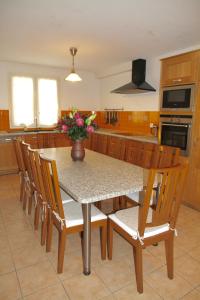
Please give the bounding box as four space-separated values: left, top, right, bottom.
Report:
172 78 182 83
5 138 12 141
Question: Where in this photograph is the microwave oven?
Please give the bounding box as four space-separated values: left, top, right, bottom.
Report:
160 84 195 111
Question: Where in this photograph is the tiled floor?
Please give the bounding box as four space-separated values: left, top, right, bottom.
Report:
0 174 200 300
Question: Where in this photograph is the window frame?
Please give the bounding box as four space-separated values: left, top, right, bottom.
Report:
9 73 60 129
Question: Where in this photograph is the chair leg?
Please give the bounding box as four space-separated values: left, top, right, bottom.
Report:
165 233 174 279
41 210 47 246
100 224 107 260
28 191 33 215
57 230 66 273
133 246 143 293
22 186 28 211
107 219 113 260
34 202 40 230
46 210 53 252
19 177 24 202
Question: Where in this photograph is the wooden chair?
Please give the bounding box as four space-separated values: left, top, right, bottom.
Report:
39 155 107 273
20 141 35 214
125 145 180 206
13 138 26 203
28 148 74 245
96 136 126 212
107 162 188 293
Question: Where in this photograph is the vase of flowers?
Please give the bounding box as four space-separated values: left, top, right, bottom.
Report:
57 109 96 161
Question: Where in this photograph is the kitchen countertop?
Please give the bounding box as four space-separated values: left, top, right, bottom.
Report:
0 128 158 143
95 128 158 144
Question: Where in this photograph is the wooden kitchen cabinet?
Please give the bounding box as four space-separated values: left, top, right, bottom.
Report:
160 51 199 86
24 134 38 149
0 139 18 175
107 136 126 160
82 135 92 150
181 83 200 210
54 133 71 147
91 133 108 154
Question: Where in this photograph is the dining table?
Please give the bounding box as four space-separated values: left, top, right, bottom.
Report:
39 147 144 275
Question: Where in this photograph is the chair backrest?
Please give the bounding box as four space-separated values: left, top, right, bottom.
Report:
39 155 65 219
20 141 34 182
137 161 188 237
28 148 46 200
13 138 26 172
151 145 180 168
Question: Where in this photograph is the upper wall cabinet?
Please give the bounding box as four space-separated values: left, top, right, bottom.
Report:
160 51 199 86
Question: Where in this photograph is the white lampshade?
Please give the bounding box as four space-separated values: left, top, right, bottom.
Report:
65 72 82 82
65 47 82 82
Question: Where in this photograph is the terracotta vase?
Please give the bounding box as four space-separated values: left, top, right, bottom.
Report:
71 139 85 161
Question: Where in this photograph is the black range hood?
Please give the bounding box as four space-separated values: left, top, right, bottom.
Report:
111 59 156 94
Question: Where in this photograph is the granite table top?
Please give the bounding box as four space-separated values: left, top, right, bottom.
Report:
39 147 144 204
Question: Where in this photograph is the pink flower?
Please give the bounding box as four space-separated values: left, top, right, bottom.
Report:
86 125 94 133
76 118 84 127
62 124 68 132
74 113 80 119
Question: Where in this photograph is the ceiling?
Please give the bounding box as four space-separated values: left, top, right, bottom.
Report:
0 0 200 74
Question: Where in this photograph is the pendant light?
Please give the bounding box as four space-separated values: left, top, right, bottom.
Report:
65 47 82 82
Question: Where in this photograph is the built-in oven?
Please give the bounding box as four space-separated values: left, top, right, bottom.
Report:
160 114 192 156
161 84 195 111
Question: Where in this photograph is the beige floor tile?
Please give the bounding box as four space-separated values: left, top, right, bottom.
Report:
0 271 22 300
94 258 133 293
6 217 32 235
0 246 15 275
147 240 186 263
8 228 39 251
145 266 193 300
12 240 46 270
112 281 162 300
188 245 200 263
62 272 110 300
17 259 59 296
181 288 200 300
100 295 115 300
50 250 83 281
23 283 69 300
175 254 200 287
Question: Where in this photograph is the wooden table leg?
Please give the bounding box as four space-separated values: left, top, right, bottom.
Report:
82 203 91 275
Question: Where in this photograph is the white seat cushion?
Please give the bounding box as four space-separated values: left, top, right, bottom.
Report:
60 188 74 204
109 206 169 240
63 201 107 228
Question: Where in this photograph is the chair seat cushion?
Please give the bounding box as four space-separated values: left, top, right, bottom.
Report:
109 207 169 240
60 188 74 204
63 201 107 228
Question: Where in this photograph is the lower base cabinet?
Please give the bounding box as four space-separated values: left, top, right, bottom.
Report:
0 140 18 175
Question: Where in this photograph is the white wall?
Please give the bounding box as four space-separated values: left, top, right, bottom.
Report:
98 44 200 111
98 57 160 111
0 61 101 111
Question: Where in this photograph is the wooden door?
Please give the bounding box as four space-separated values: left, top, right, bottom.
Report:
125 140 145 166
24 134 38 149
0 140 18 174
54 133 71 147
107 136 126 160
161 51 198 86
83 135 92 150
91 133 108 154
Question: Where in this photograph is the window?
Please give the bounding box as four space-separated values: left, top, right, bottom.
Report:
10 76 59 128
